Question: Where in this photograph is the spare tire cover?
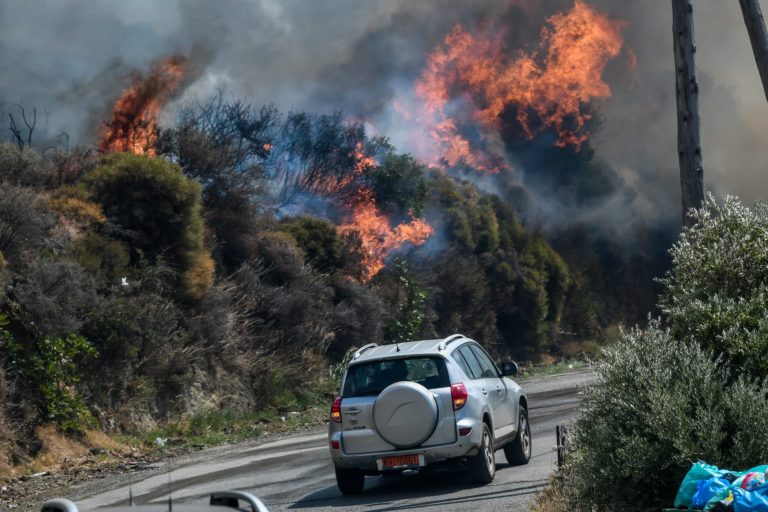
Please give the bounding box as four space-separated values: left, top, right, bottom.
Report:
373 381 438 448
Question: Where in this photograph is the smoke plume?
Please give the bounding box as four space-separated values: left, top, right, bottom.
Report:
2 0 767 239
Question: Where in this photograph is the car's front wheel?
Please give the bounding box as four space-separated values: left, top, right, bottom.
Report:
503 407 531 465
468 422 495 483
335 466 364 494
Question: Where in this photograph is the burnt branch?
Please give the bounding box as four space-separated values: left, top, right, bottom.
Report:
8 114 23 150
7 106 37 150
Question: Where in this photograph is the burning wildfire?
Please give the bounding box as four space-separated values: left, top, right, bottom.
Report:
99 56 185 155
338 143 433 283
97 57 432 282
339 205 433 283
406 0 627 171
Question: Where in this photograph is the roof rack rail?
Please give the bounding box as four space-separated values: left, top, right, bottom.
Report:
210 490 270 512
438 334 466 351
353 343 378 359
41 499 79 512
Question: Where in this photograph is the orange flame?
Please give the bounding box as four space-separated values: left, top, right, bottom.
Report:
339 205 433 283
410 0 627 170
337 144 433 282
99 56 185 155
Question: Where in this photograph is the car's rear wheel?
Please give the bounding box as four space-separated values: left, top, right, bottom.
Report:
504 407 531 466
335 466 364 494
469 422 495 484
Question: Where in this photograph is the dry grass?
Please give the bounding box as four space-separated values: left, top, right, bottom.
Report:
529 476 573 512
27 425 89 473
16 425 131 476
0 451 14 482
537 353 558 365
82 430 130 456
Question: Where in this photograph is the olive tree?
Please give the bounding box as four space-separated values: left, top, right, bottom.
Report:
658 194 768 379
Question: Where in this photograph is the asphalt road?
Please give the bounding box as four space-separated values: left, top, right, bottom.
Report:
68 368 595 512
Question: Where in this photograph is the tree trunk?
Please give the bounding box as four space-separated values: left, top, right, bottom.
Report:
672 0 704 227
739 0 768 102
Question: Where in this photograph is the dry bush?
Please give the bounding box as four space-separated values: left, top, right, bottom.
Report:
326 275 385 360
180 250 215 300
529 476 573 512
0 367 18 482
11 258 101 338
0 185 56 266
0 142 53 188
49 147 99 187
48 195 106 227
181 279 262 412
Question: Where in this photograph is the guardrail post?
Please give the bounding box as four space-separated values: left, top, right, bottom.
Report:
556 424 569 468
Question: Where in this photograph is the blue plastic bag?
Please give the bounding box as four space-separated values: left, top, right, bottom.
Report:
694 477 731 509
676 462 729 509
732 483 768 512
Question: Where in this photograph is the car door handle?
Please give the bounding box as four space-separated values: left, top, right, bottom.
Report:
346 408 361 414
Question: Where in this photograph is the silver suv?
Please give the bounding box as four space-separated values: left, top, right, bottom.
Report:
328 334 531 494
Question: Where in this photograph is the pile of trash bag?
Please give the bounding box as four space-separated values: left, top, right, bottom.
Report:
675 461 768 511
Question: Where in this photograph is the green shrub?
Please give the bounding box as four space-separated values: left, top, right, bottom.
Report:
475 200 500 254
6 333 98 433
659 195 768 379
73 232 130 281
82 291 188 413
446 207 475 252
368 152 428 217
330 347 356 391
521 238 570 323
86 153 213 299
567 319 768 511
281 216 345 274
385 258 428 344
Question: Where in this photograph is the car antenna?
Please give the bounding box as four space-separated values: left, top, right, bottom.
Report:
396 342 400 352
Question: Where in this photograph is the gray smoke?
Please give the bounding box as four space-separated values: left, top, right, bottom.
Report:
1 0 766 232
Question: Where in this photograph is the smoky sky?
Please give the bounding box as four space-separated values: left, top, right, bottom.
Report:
2 0 767 233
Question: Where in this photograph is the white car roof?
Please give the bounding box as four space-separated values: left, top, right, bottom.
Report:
350 335 473 364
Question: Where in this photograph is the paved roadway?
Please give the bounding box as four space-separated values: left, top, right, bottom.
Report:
68 368 595 512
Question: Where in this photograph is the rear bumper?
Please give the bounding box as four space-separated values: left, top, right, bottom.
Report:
328 417 483 471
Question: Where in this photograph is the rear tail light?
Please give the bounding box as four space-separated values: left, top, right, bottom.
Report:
451 383 468 411
330 397 342 423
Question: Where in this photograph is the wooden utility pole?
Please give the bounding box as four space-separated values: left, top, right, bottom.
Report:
672 0 704 227
739 0 768 102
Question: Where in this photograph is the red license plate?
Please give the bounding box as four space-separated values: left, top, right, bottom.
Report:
381 454 421 469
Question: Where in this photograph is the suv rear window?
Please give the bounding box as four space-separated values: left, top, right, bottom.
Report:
343 357 450 397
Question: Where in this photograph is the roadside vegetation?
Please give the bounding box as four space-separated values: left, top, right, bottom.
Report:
533 195 768 512
0 97 647 481
516 360 588 379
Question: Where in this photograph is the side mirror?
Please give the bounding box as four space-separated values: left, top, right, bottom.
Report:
501 361 518 376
